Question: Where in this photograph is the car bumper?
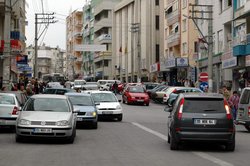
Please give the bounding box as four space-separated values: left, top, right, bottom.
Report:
0 118 17 126
128 98 149 104
76 116 97 123
235 119 250 126
175 131 235 142
98 113 122 119
16 126 74 137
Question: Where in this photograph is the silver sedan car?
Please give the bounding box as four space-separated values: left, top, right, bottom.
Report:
16 94 79 143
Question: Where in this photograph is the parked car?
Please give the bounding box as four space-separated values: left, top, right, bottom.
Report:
164 93 235 151
0 93 21 128
16 94 79 143
82 82 99 90
122 86 150 106
46 82 64 88
84 91 123 121
73 79 86 90
143 82 159 96
149 85 167 100
65 93 98 129
43 88 75 95
163 87 203 104
151 86 169 103
3 91 28 107
236 87 250 131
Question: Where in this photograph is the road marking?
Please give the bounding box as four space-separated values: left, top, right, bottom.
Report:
132 122 234 166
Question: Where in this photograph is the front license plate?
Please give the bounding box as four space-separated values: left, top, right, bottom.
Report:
102 111 113 114
77 117 83 121
194 119 216 125
33 128 52 133
137 100 144 102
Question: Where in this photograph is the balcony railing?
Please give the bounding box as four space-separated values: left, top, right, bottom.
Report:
167 33 180 47
233 33 250 56
166 10 179 26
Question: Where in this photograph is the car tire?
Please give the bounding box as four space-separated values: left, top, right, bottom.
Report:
170 135 179 150
117 114 123 121
146 103 149 106
244 125 250 132
15 134 24 143
123 99 125 103
67 128 76 144
167 133 170 144
92 122 98 129
225 136 235 151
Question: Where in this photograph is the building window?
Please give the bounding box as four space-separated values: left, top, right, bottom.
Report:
182 19 187 32
219 0 222 13
156 44 160 62
182 42 187 54
182 0 187 8
156 15 159 30
228 0 232 6
218 30 223 53
237 0 246 9
155 0 159 6
194 41 198 53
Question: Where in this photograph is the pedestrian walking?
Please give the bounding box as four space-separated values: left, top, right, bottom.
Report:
222 86 230 101
228 91 240 120
112 81 118 95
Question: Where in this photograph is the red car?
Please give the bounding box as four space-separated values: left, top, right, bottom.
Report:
122 86 149 106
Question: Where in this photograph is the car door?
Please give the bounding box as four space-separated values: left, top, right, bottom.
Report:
237 88 250 121
168 95 181 136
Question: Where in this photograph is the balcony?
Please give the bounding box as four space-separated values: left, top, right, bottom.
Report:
233 33 250 56
166 10 180 26
167 33 180 47
83 29 90 37
166 0 176 5
94 18 112 33
74 32 83 39
94 51 112 63
94 34 112 44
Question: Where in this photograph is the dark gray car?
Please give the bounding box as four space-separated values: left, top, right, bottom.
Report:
165 93 235 151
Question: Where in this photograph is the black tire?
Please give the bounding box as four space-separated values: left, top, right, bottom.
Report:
122 99 125 103
92 122 98 129
225 136 235 151
15 134 23 143
244 125 250 132
167 133 170 144
117 114 123 121
170 135 179 150
146 103 149 106
67 128 76 144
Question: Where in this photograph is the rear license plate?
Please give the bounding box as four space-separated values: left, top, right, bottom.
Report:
238 109 244 114
102 111 113 114
77 117 83 121
194 119 216 125
33 128 52 133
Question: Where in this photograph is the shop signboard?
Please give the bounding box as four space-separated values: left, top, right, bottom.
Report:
176 57 189 67
165 58 176 68
150 63 159 73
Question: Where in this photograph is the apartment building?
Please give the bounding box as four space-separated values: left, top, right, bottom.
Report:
164 0 199 85
66 10 83 81
112 0 164 83
233 0 250 89
92 0 121 80
0 0 26 83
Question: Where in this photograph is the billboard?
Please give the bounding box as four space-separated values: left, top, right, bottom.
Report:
74 45 107 52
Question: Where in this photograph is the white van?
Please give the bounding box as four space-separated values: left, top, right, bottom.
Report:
73 80 86 90
97 80 121 88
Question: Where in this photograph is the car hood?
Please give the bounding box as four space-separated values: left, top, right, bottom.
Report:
73 105 95 112
129 93 148 97
96 102 120 109
19 111 72 121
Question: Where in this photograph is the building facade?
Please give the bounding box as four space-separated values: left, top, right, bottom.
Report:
66 10 83 81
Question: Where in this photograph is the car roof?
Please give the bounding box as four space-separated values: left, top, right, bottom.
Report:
31 94 68 99
0 92 16 97
65 92 91 96
181 93 224 99
83 90 112 94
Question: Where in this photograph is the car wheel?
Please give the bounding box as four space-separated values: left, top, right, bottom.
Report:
167 133 170 144
225 135 235 151
244 125 250 132
170 135 179 150
117 114 123 121
122 99 125 103
92 122 98 129
146 103 149 106
67 128 76 144
15 134 24 143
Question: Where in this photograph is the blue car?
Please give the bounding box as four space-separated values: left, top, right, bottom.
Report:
65 93 98 129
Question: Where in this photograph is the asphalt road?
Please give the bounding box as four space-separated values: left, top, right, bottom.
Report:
0 98 250 166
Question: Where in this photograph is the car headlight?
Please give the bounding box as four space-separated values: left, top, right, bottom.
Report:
86 111 97 117
56 120 69 126
116 105 122 109
19 119 31 125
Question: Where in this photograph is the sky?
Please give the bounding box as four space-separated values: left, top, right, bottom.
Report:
26 0 86 50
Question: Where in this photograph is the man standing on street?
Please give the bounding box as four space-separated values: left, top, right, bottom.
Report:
112 81 118 95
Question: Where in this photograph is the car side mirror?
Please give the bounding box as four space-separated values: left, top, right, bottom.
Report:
164 106 172 112
73 108 80 113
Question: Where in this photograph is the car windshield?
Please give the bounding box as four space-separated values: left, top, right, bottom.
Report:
23 98 70 112
128 86 145 93
0 94 15 105
68 96 93 106
91 93 117 102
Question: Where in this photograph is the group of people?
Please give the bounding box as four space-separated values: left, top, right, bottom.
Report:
221 86 240 120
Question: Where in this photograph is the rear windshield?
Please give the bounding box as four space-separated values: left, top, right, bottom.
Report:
183 98 225 113
240 89 250 104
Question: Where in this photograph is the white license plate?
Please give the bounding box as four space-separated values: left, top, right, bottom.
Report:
194 119 216 125
0 120 6 124
137 100 144 102
102 111 113 114
33 128 52 133
77 117 83 121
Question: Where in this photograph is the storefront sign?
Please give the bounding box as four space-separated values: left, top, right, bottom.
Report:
222 57 237 69
246 55 250 66
165 59 176 68
150 63 160 73
176 57 189 67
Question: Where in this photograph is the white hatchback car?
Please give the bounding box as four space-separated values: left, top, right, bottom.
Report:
84 91 123 121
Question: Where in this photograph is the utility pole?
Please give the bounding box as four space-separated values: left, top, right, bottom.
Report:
34 13 57 78
131 23 141 83
188 4 213 92
2 0 12 87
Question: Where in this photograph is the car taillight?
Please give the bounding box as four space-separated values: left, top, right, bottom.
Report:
248 106 250 117
12 106 19 115
177 98 184 119
224 100 232 120
172 89 177 93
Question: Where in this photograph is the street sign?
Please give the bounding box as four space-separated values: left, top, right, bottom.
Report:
199 72 208 82
199 82 209 92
